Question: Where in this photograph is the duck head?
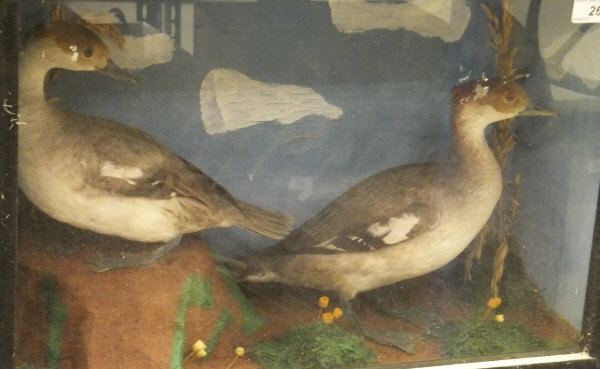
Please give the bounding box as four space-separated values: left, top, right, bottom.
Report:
22 21 135 82
451 78 530 129
450 77 555 134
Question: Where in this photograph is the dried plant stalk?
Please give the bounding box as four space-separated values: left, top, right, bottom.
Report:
464 223 488 281
52 3 69 21
491 241 509 297
465 0 521 298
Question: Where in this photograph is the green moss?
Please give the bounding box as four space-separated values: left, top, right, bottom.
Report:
432 316 549 358
41 274 67 369
547 340 575 350
248 322 376 369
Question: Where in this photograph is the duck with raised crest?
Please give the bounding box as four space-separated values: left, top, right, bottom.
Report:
18 21 293 271
229 77 554 352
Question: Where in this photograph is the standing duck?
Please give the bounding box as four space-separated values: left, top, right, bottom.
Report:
231 77 553 352
18 21 293 271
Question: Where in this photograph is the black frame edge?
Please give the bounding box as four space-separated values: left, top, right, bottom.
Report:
1 2 600 369
580 176 600 365
0 0 18 368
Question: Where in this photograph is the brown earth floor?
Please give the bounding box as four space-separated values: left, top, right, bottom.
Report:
15 205 579 369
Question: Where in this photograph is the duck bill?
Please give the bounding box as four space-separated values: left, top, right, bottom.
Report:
519 105 557 117
96 59 137 84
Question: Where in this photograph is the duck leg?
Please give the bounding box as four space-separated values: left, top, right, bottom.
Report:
340 298 422 354
90 235 183 272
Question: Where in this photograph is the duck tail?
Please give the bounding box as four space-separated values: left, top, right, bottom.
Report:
235 201 294 240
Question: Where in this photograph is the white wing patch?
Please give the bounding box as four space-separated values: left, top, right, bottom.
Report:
100 161 143 185
313 237 347 252
367 213 420 245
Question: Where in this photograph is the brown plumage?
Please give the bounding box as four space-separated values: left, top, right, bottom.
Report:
18 21 293 267
230 77 550 352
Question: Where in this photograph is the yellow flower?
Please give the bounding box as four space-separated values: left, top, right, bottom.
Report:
319 296 330 309
183 339 208 365
495 314 505 323
332 307 344 319
487 297 502 309
225 346 246 369
192 340 207 352
321 312 334 324
235 346 245 357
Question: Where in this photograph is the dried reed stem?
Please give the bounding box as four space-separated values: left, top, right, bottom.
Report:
465 0 521 297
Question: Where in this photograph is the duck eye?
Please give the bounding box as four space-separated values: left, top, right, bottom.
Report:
505 92 516 103
83 48 94 58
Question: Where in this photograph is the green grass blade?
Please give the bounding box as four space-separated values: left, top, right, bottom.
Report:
170 275 213 369
41 274 67 369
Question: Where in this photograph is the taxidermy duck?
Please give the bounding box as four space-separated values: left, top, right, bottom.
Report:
18 21 293 271
230 77 553 352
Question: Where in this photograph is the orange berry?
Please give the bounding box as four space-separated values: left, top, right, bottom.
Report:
318 296 330 309
487 297 502 309
332 307 343 319
321 312 334 324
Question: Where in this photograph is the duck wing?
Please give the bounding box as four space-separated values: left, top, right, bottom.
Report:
72 114 235 206
65 112 292 239
275 164 441 254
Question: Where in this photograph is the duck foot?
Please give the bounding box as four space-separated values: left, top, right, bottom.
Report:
90 235 183 272
373 304 441 330
361 327 422 354
361 288 442 328
341 299 422 354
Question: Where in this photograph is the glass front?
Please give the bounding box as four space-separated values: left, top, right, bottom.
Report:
14 1 600 368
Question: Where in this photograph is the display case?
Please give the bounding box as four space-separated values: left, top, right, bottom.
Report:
3 1 600 368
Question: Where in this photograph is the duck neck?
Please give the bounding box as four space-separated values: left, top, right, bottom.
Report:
18 51 52 108
447 109 499 176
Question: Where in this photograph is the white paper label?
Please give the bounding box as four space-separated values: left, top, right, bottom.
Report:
572 0 600 23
